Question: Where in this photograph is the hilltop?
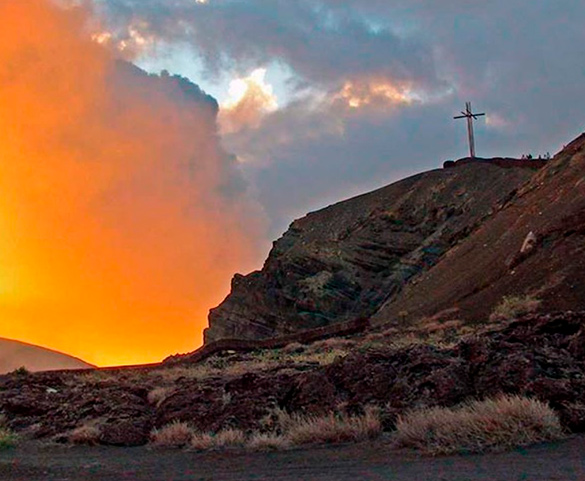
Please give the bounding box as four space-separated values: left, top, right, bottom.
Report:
206 156 547 342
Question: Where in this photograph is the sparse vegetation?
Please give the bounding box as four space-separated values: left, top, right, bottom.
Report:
0 416 16 450
150 421 193 448
285 406 382 445
69 424 101 445
247 433 290 451
213 428 247 448
147 387 174 406
189 432 215 450
189 429 246 450
490 295 541 322
393 395 564 455
11 366 30 376
153 346 350 384
0 428 17 450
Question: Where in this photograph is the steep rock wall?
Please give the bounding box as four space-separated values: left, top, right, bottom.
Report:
205 160 540 342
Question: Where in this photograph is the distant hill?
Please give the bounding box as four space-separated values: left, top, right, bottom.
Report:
0 338 94 374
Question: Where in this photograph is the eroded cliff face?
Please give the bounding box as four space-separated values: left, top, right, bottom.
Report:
205 159 540 342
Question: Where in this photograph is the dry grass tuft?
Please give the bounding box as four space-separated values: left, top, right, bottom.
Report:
285 406 382 445
69 424 101 445
190 432 216 451
393 395 564 455
190 429 247 450
247 433 290 451
212 429 247 448
147 387 174 406
490 295 541 322
150 421 194 448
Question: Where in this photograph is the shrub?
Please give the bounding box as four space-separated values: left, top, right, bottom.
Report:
69 424 101 445
147 387 173 407
150 421 194 448
393 395 564 455
0 428 16 450
247 433 290 451
285 406 381 446
490 295 541 322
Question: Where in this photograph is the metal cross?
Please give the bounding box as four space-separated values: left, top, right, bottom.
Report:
454 102 485 158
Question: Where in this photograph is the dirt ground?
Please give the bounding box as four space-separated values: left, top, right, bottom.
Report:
1 436 585 481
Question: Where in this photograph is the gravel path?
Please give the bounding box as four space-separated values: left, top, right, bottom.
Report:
1 437 585 481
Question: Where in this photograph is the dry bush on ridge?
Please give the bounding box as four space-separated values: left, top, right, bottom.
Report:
150 421 194 448
490 295 541 322
247 433 290 451
285 406 382 445
69 424 101 445
393 395 564 455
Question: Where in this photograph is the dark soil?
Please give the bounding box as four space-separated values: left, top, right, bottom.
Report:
1 437 585 481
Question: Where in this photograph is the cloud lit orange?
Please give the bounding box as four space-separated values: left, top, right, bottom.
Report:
0 0 263 367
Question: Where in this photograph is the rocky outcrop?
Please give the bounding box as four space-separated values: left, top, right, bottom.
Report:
206 160 541 342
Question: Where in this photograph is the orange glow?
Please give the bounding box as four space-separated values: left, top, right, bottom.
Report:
335 78 414 110
0 0 263 366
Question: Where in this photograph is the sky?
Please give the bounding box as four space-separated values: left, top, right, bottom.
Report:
1 0 584 366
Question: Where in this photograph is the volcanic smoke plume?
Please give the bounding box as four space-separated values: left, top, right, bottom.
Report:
0 0 264 366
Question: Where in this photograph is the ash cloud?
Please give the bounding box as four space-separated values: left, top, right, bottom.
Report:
0 0 265 366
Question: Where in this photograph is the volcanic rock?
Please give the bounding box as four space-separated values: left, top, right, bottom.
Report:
206 158 541 342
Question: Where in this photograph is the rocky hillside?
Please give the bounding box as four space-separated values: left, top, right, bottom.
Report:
206 158 543 342
374 133 585 325
0 338 94 374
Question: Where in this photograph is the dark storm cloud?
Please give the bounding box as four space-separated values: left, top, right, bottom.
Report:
97 0 585 236
95 0 438 89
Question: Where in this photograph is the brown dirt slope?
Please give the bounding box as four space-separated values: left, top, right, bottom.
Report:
373 133 585 325
0 338 94 374
206 159 539 342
